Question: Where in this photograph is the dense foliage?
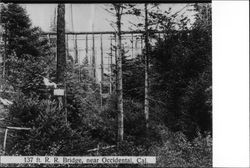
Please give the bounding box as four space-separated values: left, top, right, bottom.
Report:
1 4 55 95
120 3 212 140
149 27 212 139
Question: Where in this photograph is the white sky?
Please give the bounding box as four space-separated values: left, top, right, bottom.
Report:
21 3 195 32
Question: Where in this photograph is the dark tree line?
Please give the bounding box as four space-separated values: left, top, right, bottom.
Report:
0 3 54 95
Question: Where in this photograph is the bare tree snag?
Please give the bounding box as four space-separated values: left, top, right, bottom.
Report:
144 3 149 132
56 4 66 85
56 4 67 123
92 34 96 79
114 4 124 142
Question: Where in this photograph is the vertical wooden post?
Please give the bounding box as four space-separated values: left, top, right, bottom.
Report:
114 34 118 92
92 34 96 79
100 82 102 108
75 34 78 64
54 35 57 62
141 35 143 58
66 34 69 60
68 35 70 58
65 34 68 57
109 34 113 94
96 143 100 155
164 30 166 42
85 34 89 64
100 34 104 108
144 3 149 133
100 34 104 81
131 33 134 58
135 36 138 55
75 34 80 81
47 34 51 45
3 128 8 154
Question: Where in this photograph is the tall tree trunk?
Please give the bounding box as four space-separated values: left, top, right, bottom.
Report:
100 34 104 81
115 4 124 142
114 34 118 92
56 4 66 85
2 26 7 86
56 4 67 123
144 3 149 132
92 34 96 79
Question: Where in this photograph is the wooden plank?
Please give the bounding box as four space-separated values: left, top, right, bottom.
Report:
2 126 31 153
7 127 31 130
87 145 116 152
0 126 32 130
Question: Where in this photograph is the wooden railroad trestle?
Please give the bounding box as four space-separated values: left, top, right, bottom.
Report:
42 31 164 107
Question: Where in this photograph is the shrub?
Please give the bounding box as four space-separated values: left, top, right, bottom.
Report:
6 94 96 156
150 126 212 167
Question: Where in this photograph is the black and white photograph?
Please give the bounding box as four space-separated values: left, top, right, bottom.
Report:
0 1 235 167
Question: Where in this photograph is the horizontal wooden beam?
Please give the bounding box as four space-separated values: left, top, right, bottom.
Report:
42 31 142 35
0 126 31 130
87 145 116 152
0 89 18 94
41 30 167 35
0 0 211 4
